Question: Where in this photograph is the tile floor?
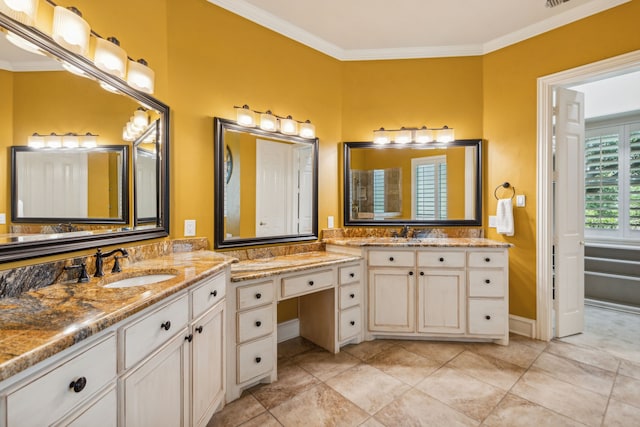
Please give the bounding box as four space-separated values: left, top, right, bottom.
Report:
209 306 640 426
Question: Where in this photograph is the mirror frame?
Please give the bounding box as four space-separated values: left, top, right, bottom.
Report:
213 117 319 249
11 145 130 224
343 140 483 227
0 14 170 263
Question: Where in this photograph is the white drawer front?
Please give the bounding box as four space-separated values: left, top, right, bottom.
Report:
468 299 507 335
123 294 188 369
417 251 466 268
237 305 274 344
339 284 361 309
369 250 414 267
281 269 333 299
7 334 117 427
237 281 274 310
339 306 362 341
468 251 507 268
237 336 274 383
339 264 361 284
191 273 226 319
468 270 505 297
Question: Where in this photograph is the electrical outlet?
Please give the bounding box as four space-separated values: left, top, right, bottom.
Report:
0 213 5 225
488 215 498 228
327 216 334 228
516 195 526 207
184 219 196 236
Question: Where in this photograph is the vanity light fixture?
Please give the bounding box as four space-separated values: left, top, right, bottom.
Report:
4 30 44 55
44 132 62 148
0 0 39 26
126 58 154 94
122 108 150 141
233 105 316 139
27 133 45 148
93 36 127 79
61 60 94 79
373 125 454 144
51 6 90 56
28 132 98 149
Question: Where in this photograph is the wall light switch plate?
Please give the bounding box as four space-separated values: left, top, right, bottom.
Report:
327 216 334 228
516 195 526 207
0 213 5 225
488 215 498 228
184 219 196 236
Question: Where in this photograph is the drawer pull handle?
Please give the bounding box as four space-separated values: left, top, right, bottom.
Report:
255 357 262 364
195 325 204 334
210 290 218 297
349 293 355 298
185 334 193 342
420 271 425 276
485 279 491 284
485 257 491 263
439 257 445 262
69 377 87 393
255 321 262 327
308 280 314 286
349 272 355 278
161 321 171 331
485 315 491 320
408 271 414 276
389 257 394 261
350 320 356 326
256 293 262 299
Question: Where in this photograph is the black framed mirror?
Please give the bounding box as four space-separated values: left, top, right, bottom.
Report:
0 13 169 262
344 140 482 226
214 117 318 249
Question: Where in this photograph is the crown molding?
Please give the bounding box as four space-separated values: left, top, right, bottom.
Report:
208 0 631 61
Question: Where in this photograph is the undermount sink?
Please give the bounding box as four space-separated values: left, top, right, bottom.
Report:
102 273 177 289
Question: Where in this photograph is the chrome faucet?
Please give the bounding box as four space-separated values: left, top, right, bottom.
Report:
94 248 129 277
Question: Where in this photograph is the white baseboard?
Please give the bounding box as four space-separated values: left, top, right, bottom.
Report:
277 319 300 343
509 314 536 338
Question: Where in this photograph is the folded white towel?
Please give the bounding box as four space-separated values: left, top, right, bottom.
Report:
496 198 514 236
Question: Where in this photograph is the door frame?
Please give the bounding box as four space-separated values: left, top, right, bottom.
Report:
536 49 640 341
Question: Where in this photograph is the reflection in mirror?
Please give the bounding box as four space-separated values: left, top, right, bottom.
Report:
12 145 129 223
214 118 318 249
0 14 169 262
344 140 482 226
134 122 159 225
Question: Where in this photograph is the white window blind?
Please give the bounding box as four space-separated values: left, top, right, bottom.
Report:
373 169 385 214
412 155 447 220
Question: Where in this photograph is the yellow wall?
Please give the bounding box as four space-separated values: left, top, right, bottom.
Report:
87 152 110 217
0 70 12 235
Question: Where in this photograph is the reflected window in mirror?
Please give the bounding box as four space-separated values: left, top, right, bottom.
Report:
344 140 482 226
214 118 318 249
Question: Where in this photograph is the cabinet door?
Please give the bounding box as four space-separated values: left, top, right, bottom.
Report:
192 301 225 427
417 270 465 333
368 268 415 332
122 331 189 427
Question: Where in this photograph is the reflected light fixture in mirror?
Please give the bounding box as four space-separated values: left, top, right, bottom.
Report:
28 132 99 149
373 125 454 144
52 6 90 56
233 105 316 139
5 30 43 54
0 0 39 25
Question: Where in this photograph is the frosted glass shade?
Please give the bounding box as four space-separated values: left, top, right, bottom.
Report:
436 126 455 143
81 133 97 148
259 111 277 132
395 128 412 144
45 133 62 148
0 0 39 25
415 127 434 143
62 134 79 148
132 109 149 129
280 116 298 135
122 126 134 142
126 58 155 94
27 134 45 148
299 120 315 139
373 128 390 144
52 6 90 56
94 37 127 79
5 31 44 55
235 105 255 127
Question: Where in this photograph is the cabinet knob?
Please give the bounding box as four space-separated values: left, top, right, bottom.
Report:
389 256 394 262
69 377 87 393
161 321 171 331
485 279 491 284
308 280 314 286
350 320 356 326
408 271 414 276
349 272 355 278
210 290 218 297
185 334 193 342
255 357 262 364
349 293 355 298
195 325 203 334
256 293 262 299
485 257 491 263
255 321 262 327
420 271 425 276
439 257 445 262
485 315 491 320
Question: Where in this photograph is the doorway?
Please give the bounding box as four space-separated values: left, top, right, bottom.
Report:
536 50 640 341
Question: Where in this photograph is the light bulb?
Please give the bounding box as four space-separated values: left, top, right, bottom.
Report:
280 116 298 135
235 105 255 127
299 120 315 139
259 111 277 132
373 127 390 145
52 6 90 56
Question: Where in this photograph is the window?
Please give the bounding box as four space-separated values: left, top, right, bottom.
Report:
412 155 447 220
585 116 640 241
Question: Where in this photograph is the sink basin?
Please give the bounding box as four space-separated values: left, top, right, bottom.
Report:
102 273 177 289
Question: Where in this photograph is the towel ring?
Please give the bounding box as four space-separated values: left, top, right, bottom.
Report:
494 182 515 200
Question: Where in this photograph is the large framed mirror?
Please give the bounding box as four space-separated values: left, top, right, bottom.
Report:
0 13 169 262
344 140 482 226
214 118 318 249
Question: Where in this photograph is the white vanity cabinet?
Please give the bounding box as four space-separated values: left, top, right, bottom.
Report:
338 263 364 343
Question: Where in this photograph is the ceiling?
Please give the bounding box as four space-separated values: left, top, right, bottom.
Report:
208 0 629 60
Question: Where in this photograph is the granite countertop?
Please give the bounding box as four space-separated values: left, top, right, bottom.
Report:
323 237 513 248
230 251 362 282
0 250 234 382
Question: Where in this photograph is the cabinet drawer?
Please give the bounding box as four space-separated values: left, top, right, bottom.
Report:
339 306 362 341
339 284 361 309
339 264 361 284
191 273 226 319
237 305 274 343
237 335 274 383
369 250 414 267
7 334 116 427
237 280 274 310
417 251 466 268
468 270 505 297
122 294 189 369
281 269 333 298
468 251 507 268
468 299 507 335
